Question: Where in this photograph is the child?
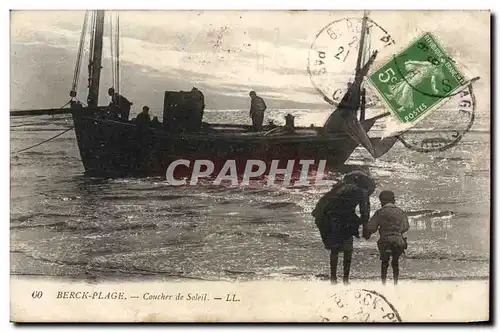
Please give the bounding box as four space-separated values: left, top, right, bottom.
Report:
363 191 409 285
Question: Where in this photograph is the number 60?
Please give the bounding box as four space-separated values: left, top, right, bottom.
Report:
31 290 43 299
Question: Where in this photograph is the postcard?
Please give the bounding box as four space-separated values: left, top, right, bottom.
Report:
10 9 490 322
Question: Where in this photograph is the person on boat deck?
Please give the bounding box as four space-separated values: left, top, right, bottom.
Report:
190 87 205 131
363 190 409 285
108 87 133 121
312 170 375 284
151 116 162 130
136 106 151 129
248 91 267 131
191 87 205 111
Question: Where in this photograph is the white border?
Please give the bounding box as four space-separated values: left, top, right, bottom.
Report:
2 0 497 10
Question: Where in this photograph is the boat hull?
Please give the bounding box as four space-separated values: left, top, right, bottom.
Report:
72 112 369 178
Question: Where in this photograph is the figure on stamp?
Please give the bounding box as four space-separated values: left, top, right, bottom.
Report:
363 190 410 285
108 87 133 122
248 90 267 131
312 170 375 284
387 60 445 109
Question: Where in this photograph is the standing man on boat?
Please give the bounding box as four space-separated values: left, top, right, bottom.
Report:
363 190 409 285
248 91 267 131
312 170 375 284
135 106 151 130
190 87 205 131
108 87 133 122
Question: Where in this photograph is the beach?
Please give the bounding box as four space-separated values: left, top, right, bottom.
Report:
10 109 490 282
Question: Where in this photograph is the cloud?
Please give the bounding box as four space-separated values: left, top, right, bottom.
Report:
11 10 490 112
10 11 337 107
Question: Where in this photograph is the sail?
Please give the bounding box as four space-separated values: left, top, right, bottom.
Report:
323 13 397 159
342 112 398 158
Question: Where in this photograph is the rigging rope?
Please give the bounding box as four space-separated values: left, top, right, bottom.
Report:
116 12 120 96
109 13 116 91
13 11 109 154
71 11 89 98
88 11 96 88
108 11 121 95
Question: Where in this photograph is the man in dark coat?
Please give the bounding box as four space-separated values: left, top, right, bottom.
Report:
249 91 267 131
312 170 375 284
108 87 133 121
136 106 151 130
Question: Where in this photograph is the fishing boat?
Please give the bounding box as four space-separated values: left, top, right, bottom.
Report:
11 10 397 178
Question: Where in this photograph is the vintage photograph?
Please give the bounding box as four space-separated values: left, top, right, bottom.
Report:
10 10 490 322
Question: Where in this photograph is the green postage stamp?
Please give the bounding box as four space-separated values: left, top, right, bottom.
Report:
368 32 467 124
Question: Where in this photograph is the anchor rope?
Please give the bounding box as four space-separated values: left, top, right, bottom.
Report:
11 126 75 154
11 100 78 154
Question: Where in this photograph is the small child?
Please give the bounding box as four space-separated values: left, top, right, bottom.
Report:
363 191 409 285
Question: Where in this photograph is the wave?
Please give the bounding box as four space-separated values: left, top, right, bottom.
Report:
405 251 488 262
101 194 188 201
11 218 159 233
11 128 72 132
11 249 211 281
19 150 68 156
259 201 299 209
11 212 81 223
11 221 101 232
406 209 454 219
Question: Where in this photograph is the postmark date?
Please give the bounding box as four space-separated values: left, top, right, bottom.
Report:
322 289 402 322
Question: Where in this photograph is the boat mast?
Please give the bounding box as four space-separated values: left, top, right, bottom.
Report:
354 11 369 81
87 10 105 108
355 12 369 121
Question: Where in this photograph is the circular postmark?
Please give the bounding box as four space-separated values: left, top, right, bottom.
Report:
397 81 476 152
307 17 397 106
321 289 402 323
308 18 478 153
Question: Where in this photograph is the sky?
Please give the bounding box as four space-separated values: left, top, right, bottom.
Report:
10 10 491 116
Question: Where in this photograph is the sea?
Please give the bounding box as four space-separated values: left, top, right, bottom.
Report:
10 108 491 281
